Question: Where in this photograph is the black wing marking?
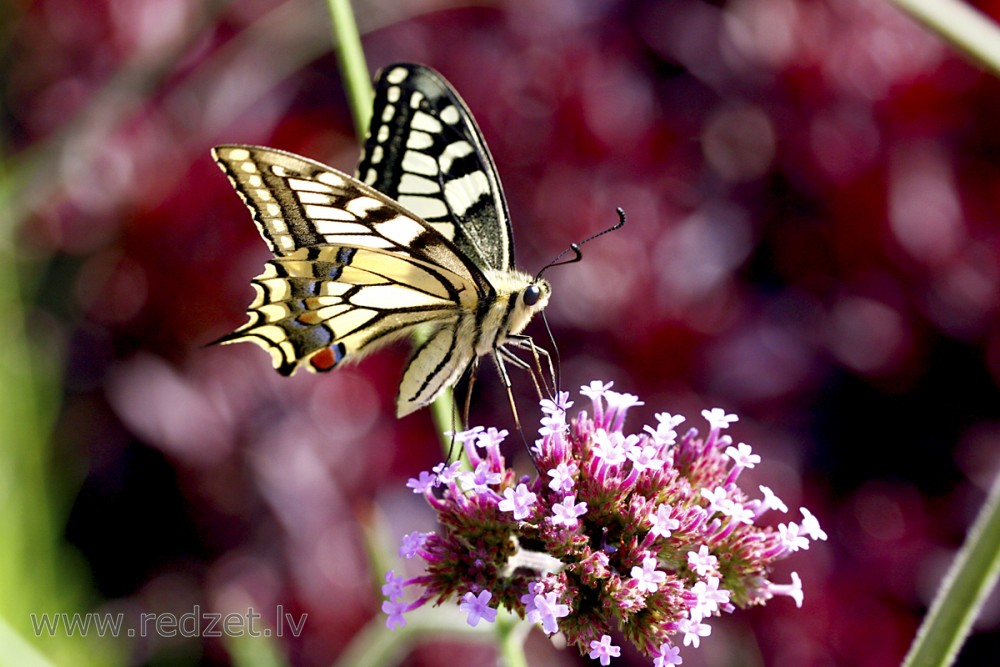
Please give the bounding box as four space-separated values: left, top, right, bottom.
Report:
356 63 514 272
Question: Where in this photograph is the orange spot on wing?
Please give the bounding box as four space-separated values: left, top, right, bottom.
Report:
310 348 337 371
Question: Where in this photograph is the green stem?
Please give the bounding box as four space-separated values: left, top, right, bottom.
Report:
332 606 499 667
327 0 374 140
874 3 1000 663
324 0 462 458
325 4 514 667
890 0 1000 77
496 613 530 667
902 470 1000 667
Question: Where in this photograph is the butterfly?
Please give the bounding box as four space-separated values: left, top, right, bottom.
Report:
212 63 553 418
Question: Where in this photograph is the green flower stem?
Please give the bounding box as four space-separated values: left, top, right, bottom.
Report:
326 0 373 140
890 0 1000 77
324 0 462 459
885 4 1000 662
496 613 531 667
902 471 1000 667
324 3 520 666
881 2 1000 664
332 606 500 667
224 628 289 667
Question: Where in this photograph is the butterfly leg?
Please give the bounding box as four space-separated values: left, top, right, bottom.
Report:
504 335 557 400
491 350 524 437
461 359 479 434
497 347 546 402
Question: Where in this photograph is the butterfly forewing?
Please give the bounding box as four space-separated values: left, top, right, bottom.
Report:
357 63 514 272
213 145 492 294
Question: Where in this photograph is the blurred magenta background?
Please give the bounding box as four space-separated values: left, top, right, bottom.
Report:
5 0 1000 665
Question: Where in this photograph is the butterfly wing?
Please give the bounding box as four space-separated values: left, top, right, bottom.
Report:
215 243 476 382
212 145 490 293
357 63 515 273
213 144 496 414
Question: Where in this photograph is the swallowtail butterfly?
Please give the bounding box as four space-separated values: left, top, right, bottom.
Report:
213 63 551 417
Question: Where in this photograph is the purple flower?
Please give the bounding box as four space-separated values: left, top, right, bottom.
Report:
449 426 484 445
460 461 503 493
686 545 718 577
382 599 408 630
459 590 498 626
645 412 685 446
777 522 810 553
756 485 788 517
547 461 578 493
588 635 621 665
580 380 613 403
650 504 680 538
689 577 731 621
799 508 828 541
551 495 588 527
726 502 754 525
631 555 667 593
701 408 738 433
477 427 509 450
382 381 820 664
580 380 613 424
540 393 572 436
723 442 760 485
382 570 405 600
700 486 732 515
520 581 545 614
406 471 436 494
433 461 463 484
499 483 537 520
592 430 627 466
531 590 570 634
677 616 711 648
768 571 804 607
603 390 644 431
398 531 429 559
654 643 684 666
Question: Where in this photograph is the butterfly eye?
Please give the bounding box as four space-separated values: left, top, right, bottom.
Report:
523 285 541 307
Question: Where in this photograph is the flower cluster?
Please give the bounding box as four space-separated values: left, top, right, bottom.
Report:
383 381 826 664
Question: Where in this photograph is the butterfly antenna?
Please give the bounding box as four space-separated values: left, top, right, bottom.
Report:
534 207 627 281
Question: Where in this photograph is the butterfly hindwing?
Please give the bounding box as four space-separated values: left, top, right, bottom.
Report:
216 244 480 378
398 320 473 416
357 63 515 272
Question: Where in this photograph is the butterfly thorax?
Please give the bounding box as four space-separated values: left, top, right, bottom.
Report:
476 270 551 356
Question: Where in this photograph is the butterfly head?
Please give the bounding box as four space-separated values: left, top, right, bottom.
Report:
487 269 551 339
510 277 551 337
